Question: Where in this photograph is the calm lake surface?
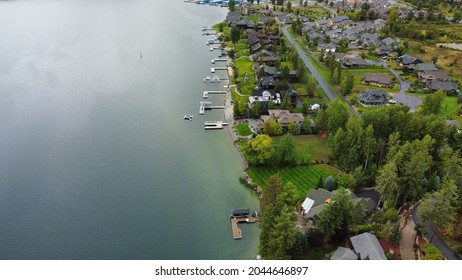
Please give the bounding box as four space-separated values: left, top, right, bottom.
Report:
0 0 259 259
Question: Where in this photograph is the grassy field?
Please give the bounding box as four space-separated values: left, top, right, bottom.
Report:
235 123 252 136
440 96 462 122
408 40 462 81
233 56 256 96
247 164 340 199
348 68 399 94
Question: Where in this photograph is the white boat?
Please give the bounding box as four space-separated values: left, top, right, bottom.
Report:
183 114 193 121
203 75 211 82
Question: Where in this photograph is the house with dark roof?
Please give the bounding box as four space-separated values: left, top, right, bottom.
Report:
350 232 387 260
362 74 392 88
414 63 439 72
418 70 451 83
226 11 241 24
259 76 275 89
342 58 369 68
429 80 459 94
358 89 388 105
303 188 378 225
398 54 422 67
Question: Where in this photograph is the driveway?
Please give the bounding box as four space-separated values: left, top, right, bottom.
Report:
411 205 460 260
282 25 337 101
369 59 423 110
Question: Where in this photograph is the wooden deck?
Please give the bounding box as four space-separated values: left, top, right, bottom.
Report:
231 217 258 240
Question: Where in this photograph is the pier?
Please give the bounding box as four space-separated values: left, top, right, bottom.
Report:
199 101 224 115
231 217 258 239
203 90 227 99
211 58 229 64
209 47 221 51
204 121 228 130
211 67 227 73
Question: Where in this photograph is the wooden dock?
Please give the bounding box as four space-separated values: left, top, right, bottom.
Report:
211 58 229 64
231 217 258 240
210 67 227 73
204 121 228 130
203 90 227 98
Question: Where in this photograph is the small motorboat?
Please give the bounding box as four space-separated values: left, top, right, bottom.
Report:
183 114 193 121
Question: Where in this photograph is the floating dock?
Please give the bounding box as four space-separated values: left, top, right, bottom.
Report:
203 90 227 98
204 121 228 130
231 217 258 239
211 67 227 73
199 101 224 115
211 58 229 64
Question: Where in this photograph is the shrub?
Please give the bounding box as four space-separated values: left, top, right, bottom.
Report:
421 243 445 260
353 224 373 234
384 208 399 223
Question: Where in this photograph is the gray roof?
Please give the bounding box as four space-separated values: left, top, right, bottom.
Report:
330 15 350 23
416 63 439 72
399 54 422 65
363 74 392 85
350 232 387 260
306 188 333 208
358 89 387 104
430 80 459 92
330 247 358 260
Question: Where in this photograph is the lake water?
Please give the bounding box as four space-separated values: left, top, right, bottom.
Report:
0 0 259 259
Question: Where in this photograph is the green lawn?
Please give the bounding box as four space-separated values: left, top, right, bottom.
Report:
440 96 462 122
247 164 340 199
235 123 252 136
233 56 256 96
291 135 331 162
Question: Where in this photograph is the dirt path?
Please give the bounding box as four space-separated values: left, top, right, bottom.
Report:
400 217 417 260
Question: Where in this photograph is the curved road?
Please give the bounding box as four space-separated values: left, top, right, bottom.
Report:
282 25 338 101
411 205 460 260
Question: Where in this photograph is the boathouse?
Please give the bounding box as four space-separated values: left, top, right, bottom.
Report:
231 208 250 218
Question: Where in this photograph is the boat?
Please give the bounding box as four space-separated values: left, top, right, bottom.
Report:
183 114 193 121
203 75 211 82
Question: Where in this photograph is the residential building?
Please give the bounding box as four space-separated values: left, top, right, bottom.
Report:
350 232 387 260
362 74 392 88
358 89 388 105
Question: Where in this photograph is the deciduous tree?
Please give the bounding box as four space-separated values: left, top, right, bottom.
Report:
242 134 275 166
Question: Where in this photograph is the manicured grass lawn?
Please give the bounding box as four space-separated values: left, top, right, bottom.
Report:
274 134 331 162
440 96 462 122
235 123 252 136
247 164 340 199
233 56 256 96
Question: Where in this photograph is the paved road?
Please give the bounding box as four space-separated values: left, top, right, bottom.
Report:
282 25 337 102
411 205 460 260
367 59 423 110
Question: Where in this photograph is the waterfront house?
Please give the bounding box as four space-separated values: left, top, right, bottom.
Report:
362 74 392 88
303 188 378 225
358 89 388 105
259 76 276 89
248 90 280 109
259 109 304 130
226 11 241 25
